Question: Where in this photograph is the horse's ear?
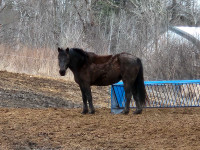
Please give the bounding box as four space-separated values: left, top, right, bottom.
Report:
66 48 69 54
58 47 62 53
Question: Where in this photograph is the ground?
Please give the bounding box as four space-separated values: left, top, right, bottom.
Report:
0 71 200 150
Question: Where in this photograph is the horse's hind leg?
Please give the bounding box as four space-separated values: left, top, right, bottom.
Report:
132 85 142 114
121 82 132 115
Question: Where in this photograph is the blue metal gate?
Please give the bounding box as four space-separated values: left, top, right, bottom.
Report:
111 80 200 114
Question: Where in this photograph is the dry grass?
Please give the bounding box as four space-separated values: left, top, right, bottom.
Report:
0 44 73 80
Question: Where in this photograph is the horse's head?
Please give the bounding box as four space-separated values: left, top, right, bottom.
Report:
58 47 70 76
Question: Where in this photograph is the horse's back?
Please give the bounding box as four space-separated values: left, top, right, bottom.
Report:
85 51 141 85
118 52 138 62
88 52 113 64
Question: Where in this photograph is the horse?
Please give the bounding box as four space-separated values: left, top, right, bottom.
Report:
57 47 146 115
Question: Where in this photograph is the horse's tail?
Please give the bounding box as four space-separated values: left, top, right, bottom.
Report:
134 58 146 106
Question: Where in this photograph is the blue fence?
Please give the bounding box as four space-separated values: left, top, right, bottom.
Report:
111 80 200 114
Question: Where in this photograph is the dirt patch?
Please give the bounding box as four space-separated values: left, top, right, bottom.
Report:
0 71 200 149
1 108 200 150
0 71 110 108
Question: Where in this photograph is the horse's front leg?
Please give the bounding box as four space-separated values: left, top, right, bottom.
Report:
86 87 95 114
80 85 95 114
80 86 88 114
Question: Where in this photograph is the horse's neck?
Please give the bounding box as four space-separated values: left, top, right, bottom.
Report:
68 49 86 72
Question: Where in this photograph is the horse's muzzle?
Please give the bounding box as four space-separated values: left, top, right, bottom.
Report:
59 70 66 76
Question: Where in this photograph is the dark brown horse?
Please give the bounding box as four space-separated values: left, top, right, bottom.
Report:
58 47 146 114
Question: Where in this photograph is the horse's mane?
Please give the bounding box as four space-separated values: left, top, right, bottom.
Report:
70 48 89 59
70 48 113 65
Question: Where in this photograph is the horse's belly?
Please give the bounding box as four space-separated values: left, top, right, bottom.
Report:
93 77 121 86
91 68 121 86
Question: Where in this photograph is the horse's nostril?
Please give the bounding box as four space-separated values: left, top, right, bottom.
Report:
59 70 66 76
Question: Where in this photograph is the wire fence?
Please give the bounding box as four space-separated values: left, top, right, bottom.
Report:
111 80 200 113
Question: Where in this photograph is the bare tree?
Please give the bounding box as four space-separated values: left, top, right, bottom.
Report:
0 0 199 79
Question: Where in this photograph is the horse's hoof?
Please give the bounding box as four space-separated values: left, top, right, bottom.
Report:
89 110 95 114
133 109 142 114
121 109 129 115
81 109 88 114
